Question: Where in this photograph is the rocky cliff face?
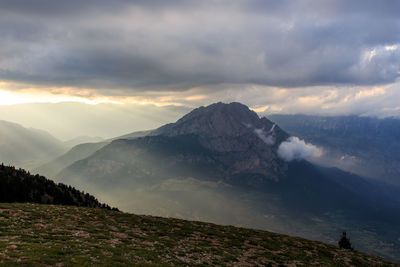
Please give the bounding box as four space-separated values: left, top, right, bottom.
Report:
152 102 289 180
154 102 288 147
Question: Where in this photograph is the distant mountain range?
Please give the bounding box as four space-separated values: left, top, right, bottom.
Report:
269 114 400 186
44 102 400 261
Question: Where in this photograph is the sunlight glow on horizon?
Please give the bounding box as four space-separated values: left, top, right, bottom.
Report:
0 89 126 106
0 87 189 107
0 81 205 107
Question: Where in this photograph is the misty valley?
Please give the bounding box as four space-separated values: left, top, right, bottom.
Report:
1 102 400 264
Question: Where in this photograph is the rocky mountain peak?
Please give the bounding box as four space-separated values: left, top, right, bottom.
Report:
149 102 289 180
153 102 289 145
177 102 260 126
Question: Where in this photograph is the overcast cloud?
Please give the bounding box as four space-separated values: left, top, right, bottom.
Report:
0 0 399 92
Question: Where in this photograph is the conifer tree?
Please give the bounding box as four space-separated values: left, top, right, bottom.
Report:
338 231 353 250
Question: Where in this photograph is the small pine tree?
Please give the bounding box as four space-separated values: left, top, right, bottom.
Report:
338 231 353 250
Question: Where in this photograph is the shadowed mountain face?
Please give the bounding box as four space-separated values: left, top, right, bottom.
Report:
57 102 400 261
0 120 67 169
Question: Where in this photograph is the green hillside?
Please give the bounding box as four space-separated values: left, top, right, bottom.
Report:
0 203 395 266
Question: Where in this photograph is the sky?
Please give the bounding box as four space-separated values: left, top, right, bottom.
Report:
1 0 400 139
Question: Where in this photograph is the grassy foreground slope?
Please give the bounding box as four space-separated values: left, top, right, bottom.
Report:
0 203 396 266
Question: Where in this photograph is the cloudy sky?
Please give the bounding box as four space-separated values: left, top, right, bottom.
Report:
1 0 400 138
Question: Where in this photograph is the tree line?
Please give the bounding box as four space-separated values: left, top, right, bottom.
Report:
0 163 118 211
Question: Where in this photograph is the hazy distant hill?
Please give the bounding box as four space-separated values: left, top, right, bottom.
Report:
116 129 153 140
0 202 395 266
0 120 67 169
35 130 153 179
63 136 105 148
35 142 109 179
58 102 400 261
269 114 400 185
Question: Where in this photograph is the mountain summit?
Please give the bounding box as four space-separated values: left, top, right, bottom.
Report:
154 102 288 147
151 102 289 180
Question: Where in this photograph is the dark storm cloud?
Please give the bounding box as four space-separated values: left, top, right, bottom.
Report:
0 0 399 92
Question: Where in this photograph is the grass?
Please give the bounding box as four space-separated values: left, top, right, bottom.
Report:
0 202 396 266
